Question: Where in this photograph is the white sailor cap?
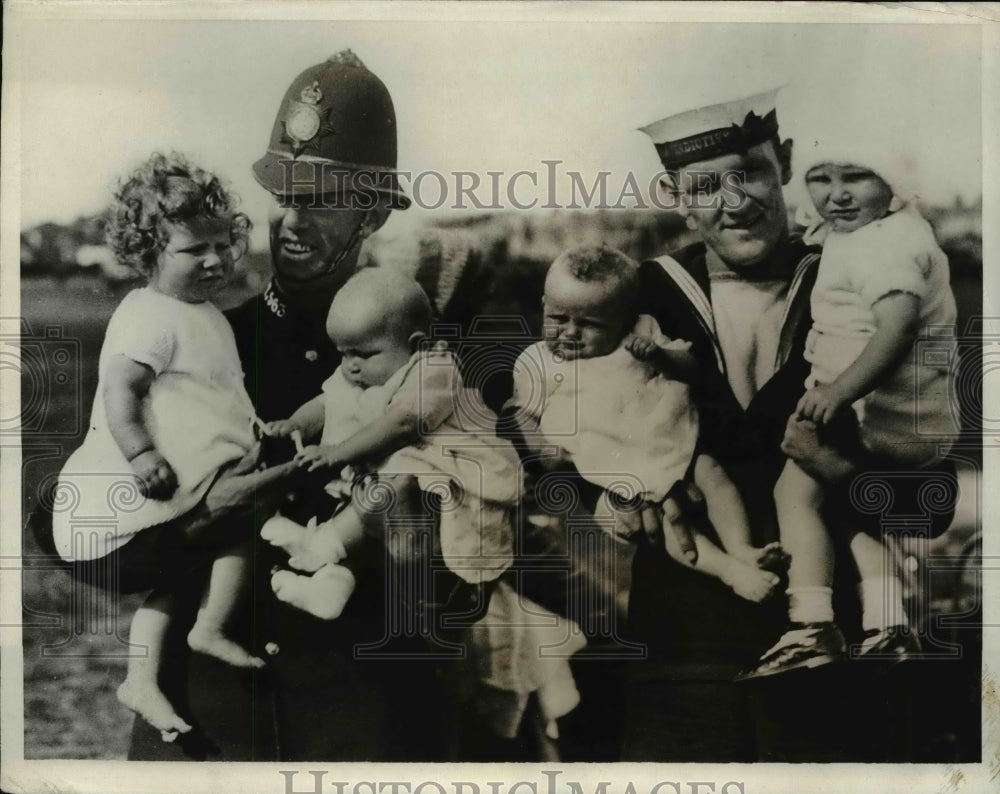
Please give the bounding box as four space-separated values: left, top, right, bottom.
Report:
639 88 782 170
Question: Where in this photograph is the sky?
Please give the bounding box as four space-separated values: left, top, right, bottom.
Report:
8 12 983 249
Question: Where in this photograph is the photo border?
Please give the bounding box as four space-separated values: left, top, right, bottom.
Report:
2 2 997 792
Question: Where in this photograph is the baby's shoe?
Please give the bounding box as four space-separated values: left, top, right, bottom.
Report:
856 625 921 663
735 622 847 681
261 514 310 556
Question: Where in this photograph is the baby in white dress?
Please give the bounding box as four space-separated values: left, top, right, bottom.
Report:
53 153 261 737
507 245 784 602
261 268 521 618
744 150 960 679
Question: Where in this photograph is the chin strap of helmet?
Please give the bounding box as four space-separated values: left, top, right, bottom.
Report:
275 210 366 289
317 212 368 281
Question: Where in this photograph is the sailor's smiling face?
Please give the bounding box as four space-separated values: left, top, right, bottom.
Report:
669 138 793 269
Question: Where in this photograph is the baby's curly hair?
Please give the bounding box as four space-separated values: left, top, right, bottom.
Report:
106 152 251 278
549 244 640 306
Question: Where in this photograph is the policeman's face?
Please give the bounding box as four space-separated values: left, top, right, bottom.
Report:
671 139 792 269
268 197 368 289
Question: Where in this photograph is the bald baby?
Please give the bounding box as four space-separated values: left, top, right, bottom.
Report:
329 267 432 339
326 268 434 389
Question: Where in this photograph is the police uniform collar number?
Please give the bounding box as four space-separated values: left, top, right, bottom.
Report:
264 280 287 318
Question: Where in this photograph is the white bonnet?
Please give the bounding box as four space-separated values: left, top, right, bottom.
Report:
787 80 924 227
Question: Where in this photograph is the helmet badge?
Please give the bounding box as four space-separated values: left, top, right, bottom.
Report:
281 80 335 157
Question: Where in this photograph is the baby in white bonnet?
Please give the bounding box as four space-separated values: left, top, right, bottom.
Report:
741 126 960 680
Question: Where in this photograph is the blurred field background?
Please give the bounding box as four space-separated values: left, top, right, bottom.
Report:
19 203 984 759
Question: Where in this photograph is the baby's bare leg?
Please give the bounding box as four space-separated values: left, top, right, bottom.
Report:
850 530 891 580
850 529 911 640
663 520 779 603
693 454 786 572
187 543 265 668
117 591 193 738
774 459 834 589
774 459 836 624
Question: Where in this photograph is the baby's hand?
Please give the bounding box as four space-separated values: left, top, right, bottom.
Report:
266 419 299 438
796 383 848 425
295 444 343 473
625 333 659 362
130 450 178 500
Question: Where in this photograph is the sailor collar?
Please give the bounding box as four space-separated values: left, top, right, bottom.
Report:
705 238 797 284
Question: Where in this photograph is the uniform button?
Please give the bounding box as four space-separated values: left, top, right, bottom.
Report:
265 642 280 656
304 350 318 362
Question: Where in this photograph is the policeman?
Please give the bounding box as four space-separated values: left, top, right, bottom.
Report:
624 89 958 761
128 51 451 761
235 48 409 421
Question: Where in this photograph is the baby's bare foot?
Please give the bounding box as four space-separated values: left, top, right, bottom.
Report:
720 558 781 603
755 542 791 574
187 623 265 669
271 565 356 620
117 678 193 736
731 542 790 574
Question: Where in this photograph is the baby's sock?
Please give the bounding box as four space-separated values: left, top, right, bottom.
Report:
289 515 351 572
260 514 311 557
270 564 356 620
787 586 834 624
859 576 909 632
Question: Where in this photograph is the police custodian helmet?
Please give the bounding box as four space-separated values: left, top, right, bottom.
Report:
252 49 410 209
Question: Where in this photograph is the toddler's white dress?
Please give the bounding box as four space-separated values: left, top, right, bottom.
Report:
53 287 256 562
804 206 959 466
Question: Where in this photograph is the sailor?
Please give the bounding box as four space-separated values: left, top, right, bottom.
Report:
625 88 957 761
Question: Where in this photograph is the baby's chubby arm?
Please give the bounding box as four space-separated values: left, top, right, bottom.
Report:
295 406 422 473
625 333 698 384
267 395 325 441
797 292 920 424
103 355 178 500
